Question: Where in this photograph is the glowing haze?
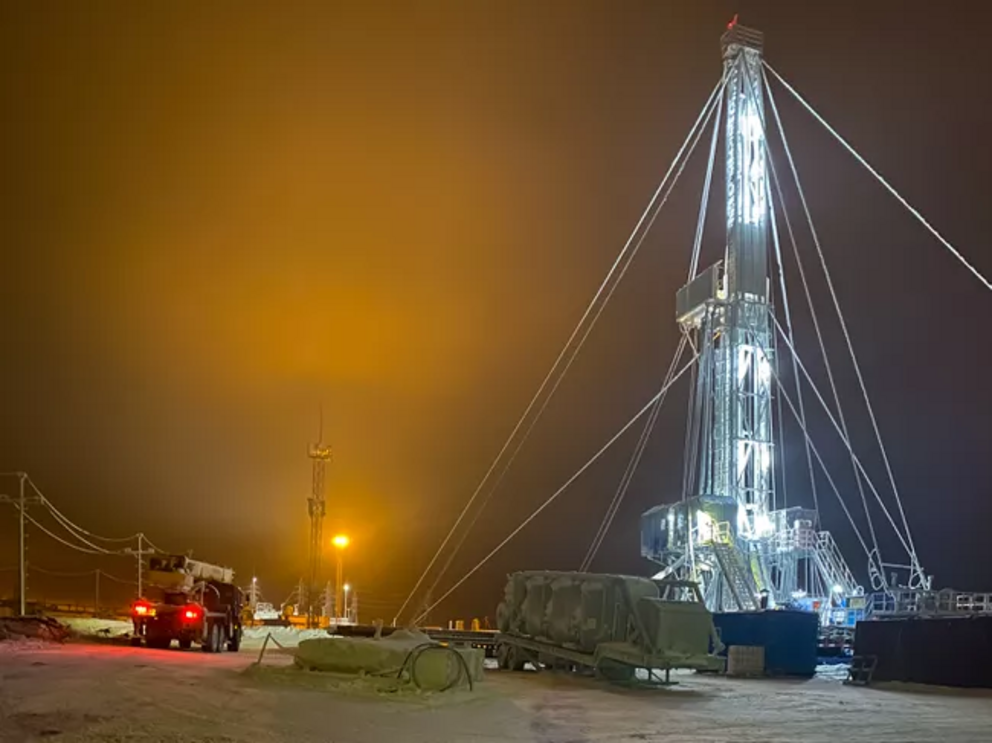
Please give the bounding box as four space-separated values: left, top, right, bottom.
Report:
1 3 989 619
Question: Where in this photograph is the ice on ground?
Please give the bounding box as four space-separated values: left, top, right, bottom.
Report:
815 662 851 681
240 626 331 649
59 617 133 639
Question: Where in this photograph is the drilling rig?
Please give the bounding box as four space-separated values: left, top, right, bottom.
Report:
640 22 871 618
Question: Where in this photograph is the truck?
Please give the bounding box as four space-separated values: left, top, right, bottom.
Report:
131 554 243 653
494 571 724 682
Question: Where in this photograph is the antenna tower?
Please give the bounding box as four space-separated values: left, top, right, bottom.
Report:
306 407 332 628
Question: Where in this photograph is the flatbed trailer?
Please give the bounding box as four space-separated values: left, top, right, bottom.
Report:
494 571 725 683
495 632 723 682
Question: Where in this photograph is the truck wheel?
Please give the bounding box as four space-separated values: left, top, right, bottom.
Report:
227 628 241 653
507 645 526 672
178 637 192 650
202 623 220 653
496 643 510 670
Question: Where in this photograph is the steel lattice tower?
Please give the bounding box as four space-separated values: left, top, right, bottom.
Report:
306 411 332 628
690 24 774 534
690 22 775 608
642 23 862 615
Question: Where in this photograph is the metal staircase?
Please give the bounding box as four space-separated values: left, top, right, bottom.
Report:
812 532 861 597
710 539 761 612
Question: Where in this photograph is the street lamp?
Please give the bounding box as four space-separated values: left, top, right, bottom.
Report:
332 535 349 620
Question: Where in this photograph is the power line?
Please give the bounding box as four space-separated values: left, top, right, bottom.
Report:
580 335 688 572
410 81 727 621
394 74 728 625
763 69 921 576
34 481 137 542
411 352 698 625
27 477 129 552
23 565 135 586
768 311 920 569
756 68 882 568
764 61 991 293
18 507 105 555
96 569 135 585
29 565 96 578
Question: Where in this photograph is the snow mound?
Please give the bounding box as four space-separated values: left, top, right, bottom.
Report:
60 617 133 639
0 617 69 643
241 626 330 648
292 629 483 691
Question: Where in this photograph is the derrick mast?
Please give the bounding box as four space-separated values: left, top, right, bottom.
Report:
642 23 776 612
641 23 863 616
710 22 774 538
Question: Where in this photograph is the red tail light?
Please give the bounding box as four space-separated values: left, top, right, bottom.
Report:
183 606 201 621
133 602 149 616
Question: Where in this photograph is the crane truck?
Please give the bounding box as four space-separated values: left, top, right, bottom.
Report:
130 555 243 652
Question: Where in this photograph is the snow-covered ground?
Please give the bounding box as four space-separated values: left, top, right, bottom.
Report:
57 617 331 648
1 639 990 742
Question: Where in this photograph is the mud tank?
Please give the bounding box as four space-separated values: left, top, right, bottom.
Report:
495 571 723 682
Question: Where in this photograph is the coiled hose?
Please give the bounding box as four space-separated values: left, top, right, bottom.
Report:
396 642 474 692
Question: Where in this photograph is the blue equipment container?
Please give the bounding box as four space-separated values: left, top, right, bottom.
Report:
712 610 818 677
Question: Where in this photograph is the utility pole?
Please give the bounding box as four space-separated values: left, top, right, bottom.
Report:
124 533 153 599
0 473 41 616
18 474 26 616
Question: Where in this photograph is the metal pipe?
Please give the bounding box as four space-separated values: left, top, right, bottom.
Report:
18 473 26 616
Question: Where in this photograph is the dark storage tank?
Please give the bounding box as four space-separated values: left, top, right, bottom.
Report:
854 615 992 688
712 610 818 676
